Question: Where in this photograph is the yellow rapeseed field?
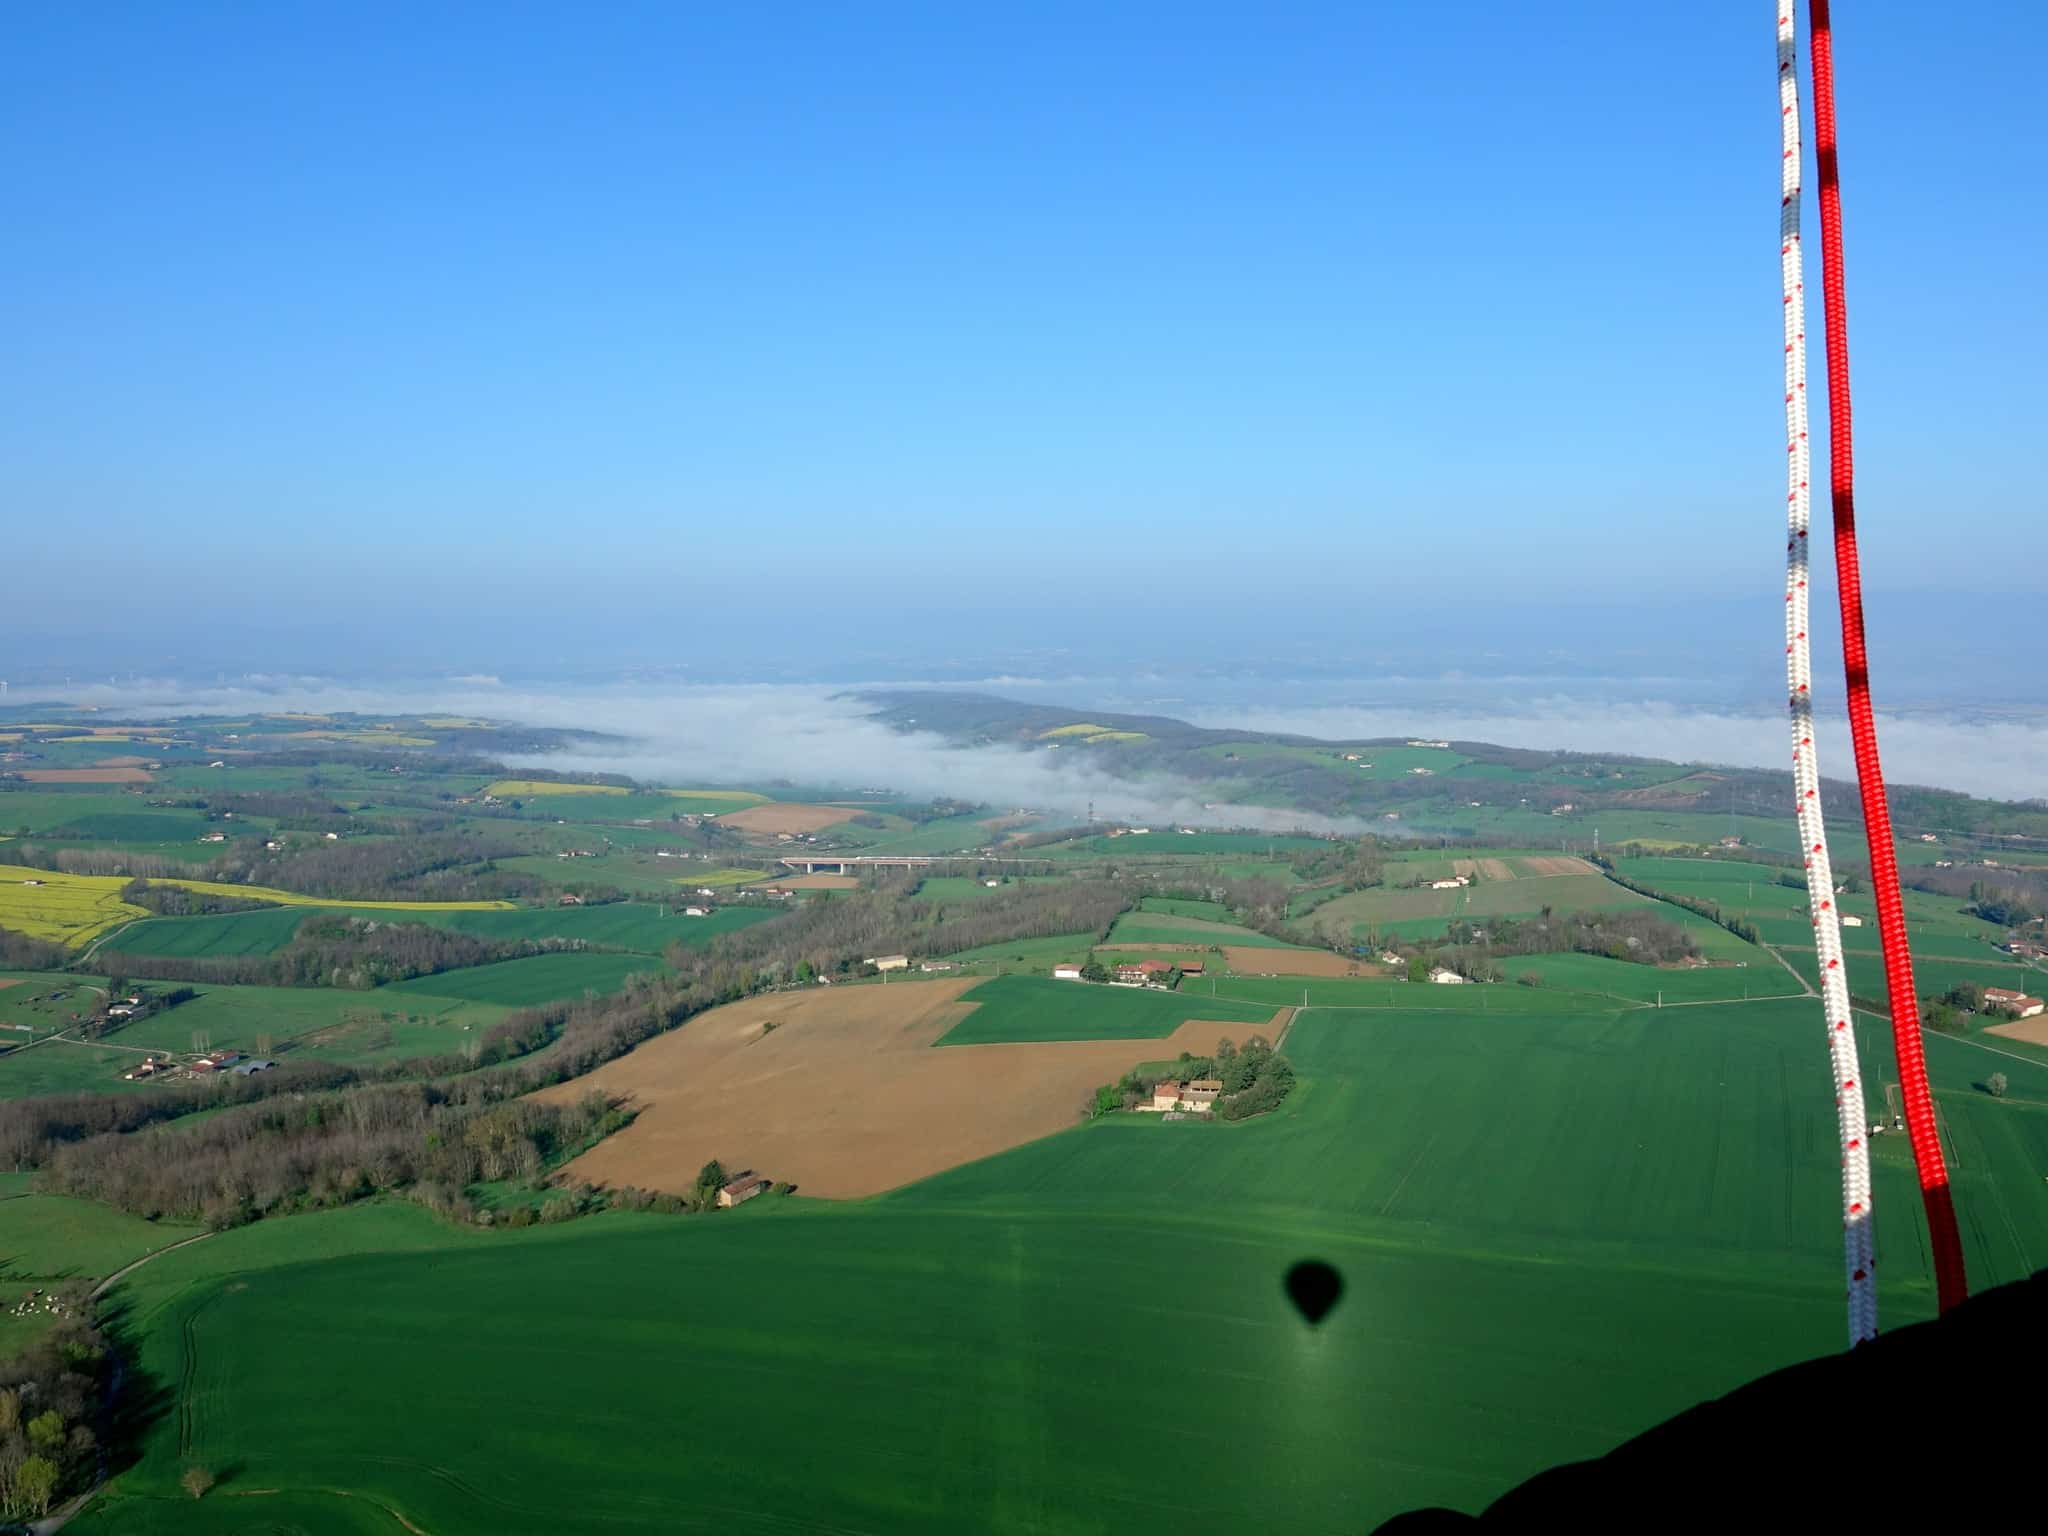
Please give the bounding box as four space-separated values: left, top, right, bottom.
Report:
0 865 514 947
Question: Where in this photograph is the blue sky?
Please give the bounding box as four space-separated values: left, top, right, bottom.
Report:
2 1 2041 676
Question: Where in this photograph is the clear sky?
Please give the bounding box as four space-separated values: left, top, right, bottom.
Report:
2 2 2041 676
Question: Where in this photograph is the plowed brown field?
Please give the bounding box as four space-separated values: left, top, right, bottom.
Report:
1986 1015 2048 1048
716 803 856 835
1221 946 1387 978
537 978 1282 1198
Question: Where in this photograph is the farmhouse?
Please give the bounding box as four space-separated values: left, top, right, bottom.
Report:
866 954 910 973
1428 877 1469 891
2003 941 2046 960
1114 959 1176 986
919 961 956 973
1146 1078 1222 1112
1179 958 1205 975
198 831 227 844
716 1173 770 1208
683 906 711 918
1427 966 1466 985
1181 1078 1223 1109
1051 963 1084 981
1984 988 2045 1019
1840 914 1863 927
1719 836 1744 849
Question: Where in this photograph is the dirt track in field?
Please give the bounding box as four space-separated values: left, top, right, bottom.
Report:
1222 946 1387 978
1986 1015 2048 1048
536 978 1280 1199
18 767 151 784
717 803 857 835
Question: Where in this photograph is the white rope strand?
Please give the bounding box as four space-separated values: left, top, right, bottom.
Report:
1779 3 1876 1345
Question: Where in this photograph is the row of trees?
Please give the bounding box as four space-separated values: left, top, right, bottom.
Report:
43 1085 629 1226
0 926 68 970
119 878 275 917
1592 859 1763 946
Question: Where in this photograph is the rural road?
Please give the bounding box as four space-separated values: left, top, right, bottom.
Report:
90 1230 211 1299
1761 944 1818 997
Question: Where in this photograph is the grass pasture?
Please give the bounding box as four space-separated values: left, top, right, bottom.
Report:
78 992 2048 1535
384 952 664 1006
1506 953 1805 1004
107 986 512 1067
937 974 1277 1045
0 1194 202 1287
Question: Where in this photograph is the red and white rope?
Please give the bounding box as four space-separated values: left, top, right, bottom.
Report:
1778 3 1876 1346
1806 0 1967 1316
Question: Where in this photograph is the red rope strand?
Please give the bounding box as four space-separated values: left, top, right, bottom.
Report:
1806 0 1968 1314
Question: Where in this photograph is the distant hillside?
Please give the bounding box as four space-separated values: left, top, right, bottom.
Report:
856 690 2048 853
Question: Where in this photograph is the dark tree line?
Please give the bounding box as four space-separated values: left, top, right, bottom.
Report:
0 927 68 970
44 1085 627 1227
118 879 274 917
1443 909 1700 967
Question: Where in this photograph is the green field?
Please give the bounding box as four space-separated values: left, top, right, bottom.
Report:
1503 952 1805 1004
383 952 664 1006
938 931 1101 970
74 993 2048 1534
1104 912 1295 948
1137 895 1235 921
936 974 1278 1045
